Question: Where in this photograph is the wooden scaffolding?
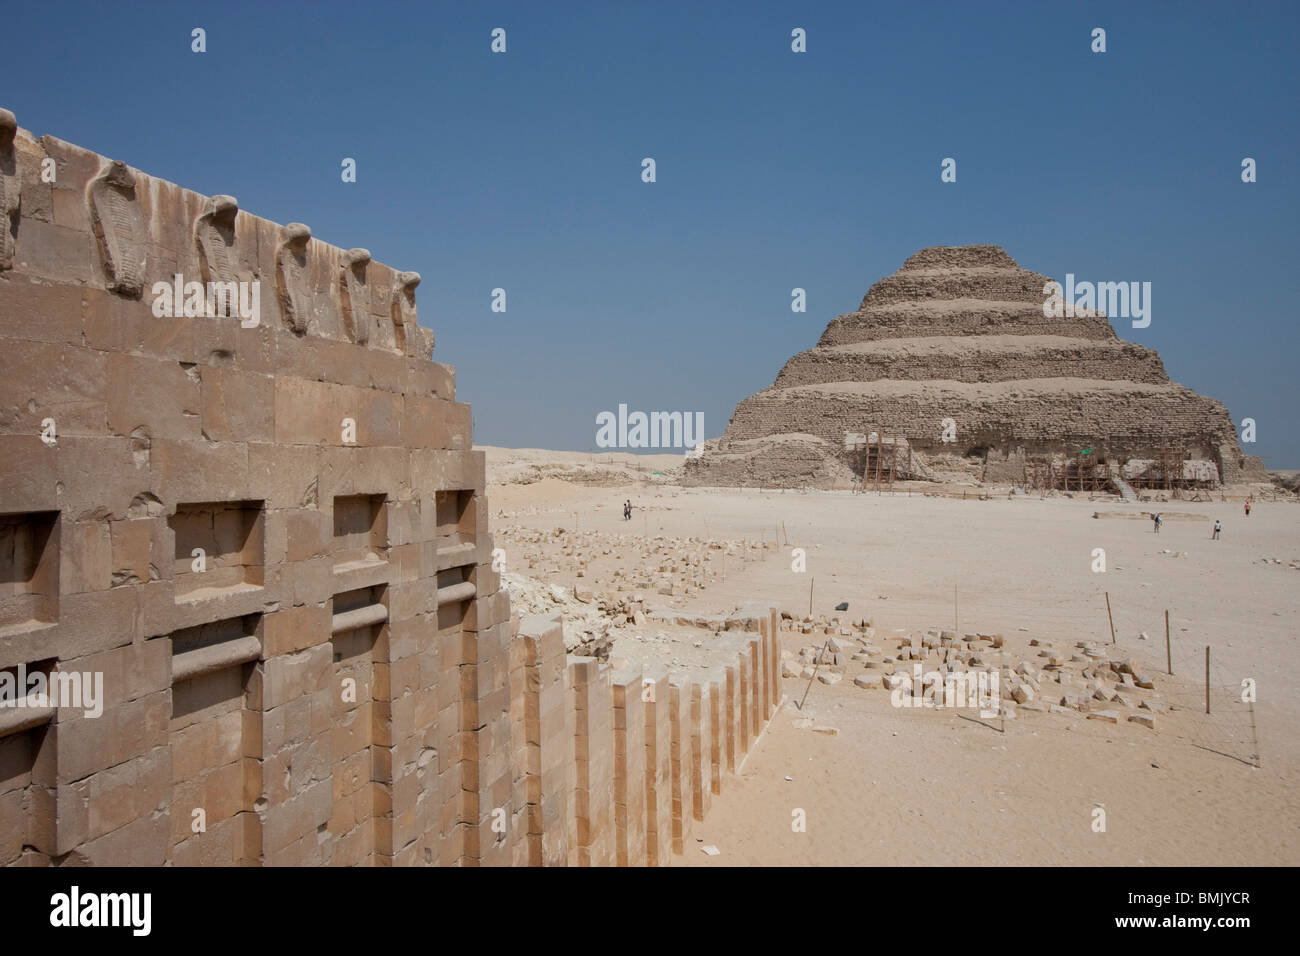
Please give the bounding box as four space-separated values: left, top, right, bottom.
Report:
1027 441 1219 498
846 429 901 493
1026 450 1104 493
1062 451 1104 492
1124 445 1206 498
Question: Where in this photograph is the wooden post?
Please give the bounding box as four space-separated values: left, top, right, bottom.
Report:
1205 646 1211 715
874 433 882 493
1105 592 1116 645
808 577 814 618
1165 610 1172 675
954 585 958 634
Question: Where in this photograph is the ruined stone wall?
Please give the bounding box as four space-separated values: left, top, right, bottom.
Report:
0 110 513 866
509 609 782 866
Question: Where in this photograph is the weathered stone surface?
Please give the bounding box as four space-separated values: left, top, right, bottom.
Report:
88 160 148 297
0 108 18 270
276 222 312 333
340 248 372 345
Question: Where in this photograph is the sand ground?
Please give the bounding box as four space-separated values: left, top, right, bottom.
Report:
486 462 1300 865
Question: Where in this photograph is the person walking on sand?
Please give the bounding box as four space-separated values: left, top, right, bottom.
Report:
1213 520 1222 540
1245 500 1251 517
1152 512 1160 534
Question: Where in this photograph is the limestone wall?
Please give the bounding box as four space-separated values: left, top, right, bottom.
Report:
0 109 513 866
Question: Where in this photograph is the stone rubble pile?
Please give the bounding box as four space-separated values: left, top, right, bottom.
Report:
497 525 773 599
503 562 781 662
777 616 1167 730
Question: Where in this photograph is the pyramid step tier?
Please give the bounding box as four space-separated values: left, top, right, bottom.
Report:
820 299 1117 346
723 379 1238 461
861 266 1055 309
776 336 1170 388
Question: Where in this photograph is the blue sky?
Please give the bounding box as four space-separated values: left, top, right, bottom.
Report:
6 0 1298 465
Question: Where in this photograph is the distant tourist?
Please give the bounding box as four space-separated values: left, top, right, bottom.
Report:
1152 512 1161 534
1245 501 1252 517
1213 520 1222 540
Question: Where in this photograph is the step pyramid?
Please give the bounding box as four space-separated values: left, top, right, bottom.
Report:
685 245 1264 489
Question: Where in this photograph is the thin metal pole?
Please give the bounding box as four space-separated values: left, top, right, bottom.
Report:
797 637 832 711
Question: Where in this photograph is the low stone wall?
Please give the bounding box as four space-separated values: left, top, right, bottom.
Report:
509 607 783 865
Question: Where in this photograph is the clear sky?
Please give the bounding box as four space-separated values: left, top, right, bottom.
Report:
6 1 1297 465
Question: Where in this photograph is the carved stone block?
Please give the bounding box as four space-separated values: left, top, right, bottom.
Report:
1 108 20 271
276 222 312 333
195 194 239 316
340 247 371 345
392 270 425 355
88 159 148 297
